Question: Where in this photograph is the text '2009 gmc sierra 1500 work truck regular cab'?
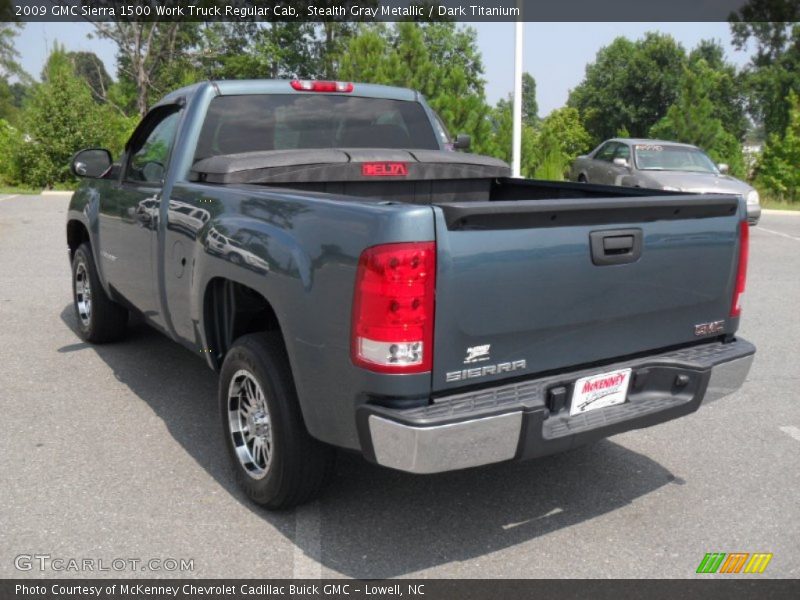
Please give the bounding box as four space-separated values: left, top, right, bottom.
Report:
67 79 755 509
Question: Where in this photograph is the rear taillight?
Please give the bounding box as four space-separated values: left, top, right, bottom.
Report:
290 80 353 93
351 242 436 373
730 221 749 317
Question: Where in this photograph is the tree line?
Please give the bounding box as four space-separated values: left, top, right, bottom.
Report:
0 17 798 203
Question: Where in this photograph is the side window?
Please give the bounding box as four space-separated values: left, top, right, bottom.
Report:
126 108 181 184
614 144 631 161
432 112 451 146
595 142 617 162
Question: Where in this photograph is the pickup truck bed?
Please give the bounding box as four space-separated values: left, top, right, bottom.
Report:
66 79 754 508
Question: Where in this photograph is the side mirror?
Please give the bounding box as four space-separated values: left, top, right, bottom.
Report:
717 163 729 174
452 134 471 151
71 148 112 178
613 157 630 168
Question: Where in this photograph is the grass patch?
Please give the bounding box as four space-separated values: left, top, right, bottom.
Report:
0 185 41 195
760 197 800 211
48 182 79 192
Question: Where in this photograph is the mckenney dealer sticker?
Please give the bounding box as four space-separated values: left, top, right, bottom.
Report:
570 368 632 416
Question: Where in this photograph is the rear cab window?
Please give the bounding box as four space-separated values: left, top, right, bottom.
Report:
194 94 440 161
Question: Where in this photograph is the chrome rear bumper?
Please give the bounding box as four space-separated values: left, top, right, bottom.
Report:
368 412 522 474
363 339 755 474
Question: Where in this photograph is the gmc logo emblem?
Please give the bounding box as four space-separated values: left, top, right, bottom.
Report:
695 320 725 336
361 162 409 177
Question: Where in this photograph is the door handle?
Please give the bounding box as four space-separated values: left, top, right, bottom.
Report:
603 235 634 253
590 228 643 266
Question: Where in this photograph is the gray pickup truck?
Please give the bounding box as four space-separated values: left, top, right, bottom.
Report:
67 80 755 509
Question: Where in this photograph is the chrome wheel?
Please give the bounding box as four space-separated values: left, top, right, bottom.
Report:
228 369 273 480
75 261 92 327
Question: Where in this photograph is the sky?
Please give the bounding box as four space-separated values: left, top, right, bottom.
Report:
17 21 755 117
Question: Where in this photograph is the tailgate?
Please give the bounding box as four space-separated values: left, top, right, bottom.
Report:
431 194 744 392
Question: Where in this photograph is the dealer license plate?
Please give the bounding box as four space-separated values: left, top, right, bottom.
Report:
569 368 632 416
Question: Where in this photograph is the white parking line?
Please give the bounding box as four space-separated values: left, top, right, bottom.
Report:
757 226 800 242
762 209 800 216
292 501 323 578
779 426 800 443
0 194 19 202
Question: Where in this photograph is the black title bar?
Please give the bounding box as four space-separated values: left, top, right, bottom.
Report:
6 0 798 22
4 579 800 600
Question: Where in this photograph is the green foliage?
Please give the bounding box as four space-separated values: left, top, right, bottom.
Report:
338 23 494 155
337 25 393 83
0 23 28 124
649 62 746 178
67 51 113 103
730 3 800 138
522 73 538 126
0 23 25 80
317 22 362 79
484 99 537 173
484 71 539 168
731 19 800 139
485 102 590 180
705 133 746 180
533 150 566 180
531 108 593 180
418 22 486 93
14 48 131 188
2 19 771 193
103 111 139 157
569 33 747 149
538 107 593 161
688 39 749 141
90 21 201 116
568 33 686 142
755 91 800 203
0 78 19 123
0 118 23 184
195 22 318 80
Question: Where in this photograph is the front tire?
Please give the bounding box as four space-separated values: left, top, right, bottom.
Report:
71 242 128 343
219 333 335 509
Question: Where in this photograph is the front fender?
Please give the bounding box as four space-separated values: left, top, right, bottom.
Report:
66 182 112 294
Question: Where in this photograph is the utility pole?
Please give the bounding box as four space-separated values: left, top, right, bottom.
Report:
511 18 524 178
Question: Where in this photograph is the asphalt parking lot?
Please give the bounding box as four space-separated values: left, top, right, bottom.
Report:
1 193 798 579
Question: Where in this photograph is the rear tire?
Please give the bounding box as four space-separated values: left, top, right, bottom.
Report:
219 332 336 509
578 174 588 183
71 242 128 343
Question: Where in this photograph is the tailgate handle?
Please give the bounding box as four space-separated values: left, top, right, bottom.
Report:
590 228 642 266
604 235 634 252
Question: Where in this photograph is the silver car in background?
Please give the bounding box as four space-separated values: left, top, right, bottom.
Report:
569 138 761 224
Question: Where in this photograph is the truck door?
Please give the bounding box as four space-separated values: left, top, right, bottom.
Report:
162 189 216 345
98 105 182 330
